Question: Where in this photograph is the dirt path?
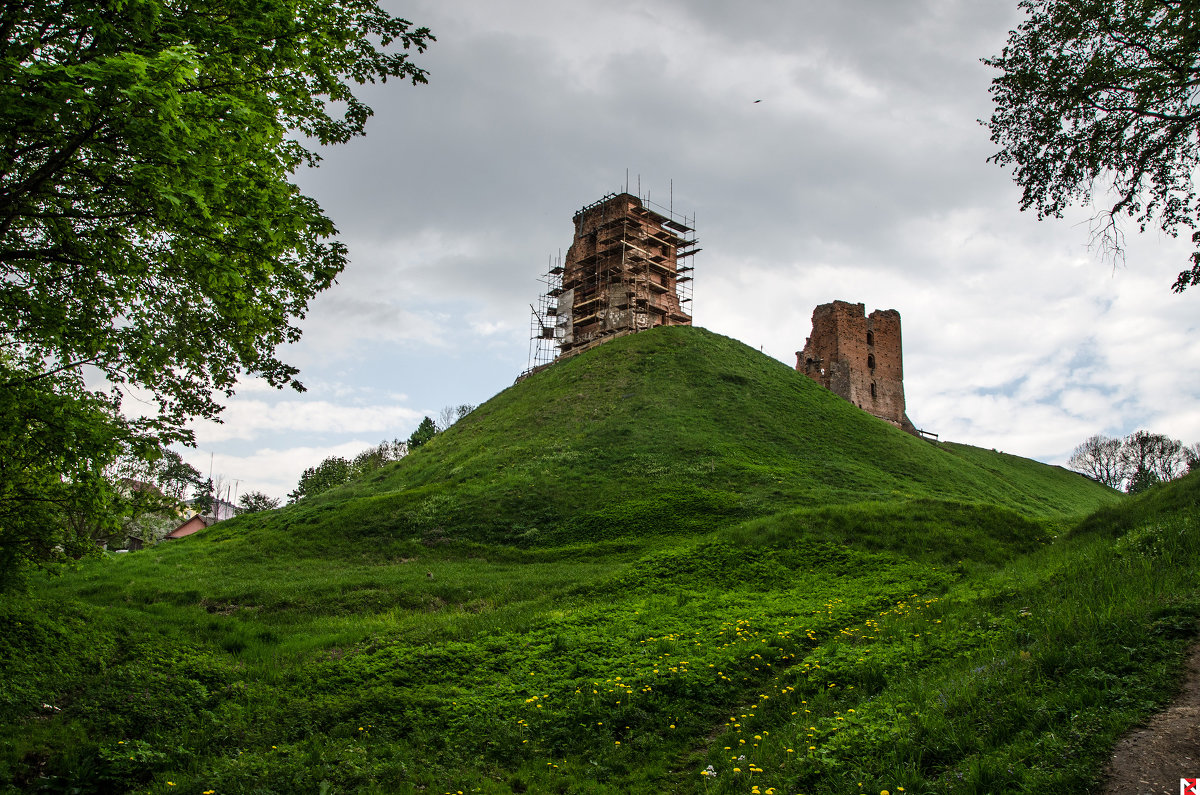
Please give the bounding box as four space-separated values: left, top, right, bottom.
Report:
1101 643 1200 794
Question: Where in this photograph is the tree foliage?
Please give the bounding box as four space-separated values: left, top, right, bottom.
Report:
1066 433 1124 488
288 439 407 503
0 368 130 587
986 0 1200 291
0 1 431 585
238 490 281 514
1066 429 1193 493
437 403 476 431
407 416 439 450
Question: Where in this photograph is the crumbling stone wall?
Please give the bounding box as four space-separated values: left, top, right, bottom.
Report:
796 300 917 434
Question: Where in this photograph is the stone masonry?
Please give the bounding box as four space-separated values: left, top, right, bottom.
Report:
555 193 695 356
796 300 918 435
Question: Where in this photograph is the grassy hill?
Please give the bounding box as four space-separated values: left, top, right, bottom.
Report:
4 326 1196 795
283 326 1114 546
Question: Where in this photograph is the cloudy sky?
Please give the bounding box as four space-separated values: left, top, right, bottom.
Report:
182 0 1200 501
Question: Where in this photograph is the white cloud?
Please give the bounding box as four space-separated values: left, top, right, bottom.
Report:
190 399 427 444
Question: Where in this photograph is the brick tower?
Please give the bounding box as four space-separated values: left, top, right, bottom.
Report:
529 192 697 369
796 300 917 435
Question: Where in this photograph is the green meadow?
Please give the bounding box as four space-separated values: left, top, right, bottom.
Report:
2 327 1197 794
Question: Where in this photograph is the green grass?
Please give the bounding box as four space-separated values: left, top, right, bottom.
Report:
4 326 1192 795
290 327 1117 546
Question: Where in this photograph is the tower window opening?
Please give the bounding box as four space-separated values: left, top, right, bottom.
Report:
866 331 874 346
870 382 877 399
867 353 876 370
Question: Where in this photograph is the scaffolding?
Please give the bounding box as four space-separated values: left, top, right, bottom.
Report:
523 190 698 376
527 254 563 371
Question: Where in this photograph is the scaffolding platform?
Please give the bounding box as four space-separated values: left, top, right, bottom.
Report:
525 189 697 375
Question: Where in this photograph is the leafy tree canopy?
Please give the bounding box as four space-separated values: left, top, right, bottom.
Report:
407 416 438 450
0 0 432 586
288 439 408 503
986 0 1200 292
238 490 281 514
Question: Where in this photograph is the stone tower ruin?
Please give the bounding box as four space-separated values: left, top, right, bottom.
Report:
796 300 918 435
527 192 697 371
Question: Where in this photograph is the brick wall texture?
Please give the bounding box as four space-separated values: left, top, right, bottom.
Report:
796 300 917 435
557 193 692 355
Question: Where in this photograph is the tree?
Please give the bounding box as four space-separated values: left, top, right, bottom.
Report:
986 0 1200 291
350 438 407 474
288 456 352 503
1066 433 1125 488
437 403 476 431
1067 429 1192 493
0 2 432 585
1126 465 1162 494
192 478 216 517
407 417 439 450
108 448 202 502
1120 429 1187 484
238 491 281 514
1185 442 1200 472
287 439 407 503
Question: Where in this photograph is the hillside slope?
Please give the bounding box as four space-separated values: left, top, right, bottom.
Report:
8 327 1193 795
280 326 1115 547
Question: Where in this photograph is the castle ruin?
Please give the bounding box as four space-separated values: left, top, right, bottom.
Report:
528 192 696 371
797 300 918 435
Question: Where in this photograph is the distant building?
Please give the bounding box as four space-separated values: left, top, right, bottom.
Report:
166 514 210 540
165 499 238 541
797 300 919 436
527 191 698 372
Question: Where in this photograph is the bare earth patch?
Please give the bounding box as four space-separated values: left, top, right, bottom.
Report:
1102 643 1200 794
